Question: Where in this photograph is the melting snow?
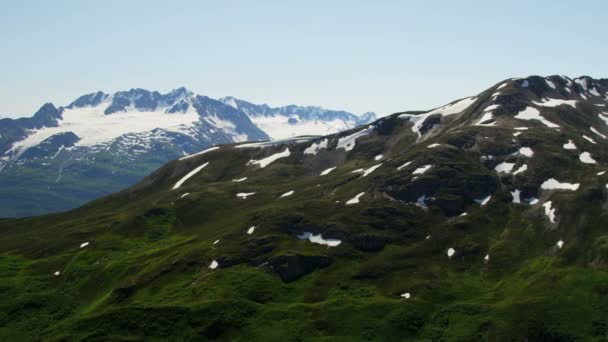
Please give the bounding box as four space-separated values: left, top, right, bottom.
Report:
320 167 336 176
303 138 329 155
543 201 556 223
248 148 291 168
336 126 374 151
416 194 431 207
353 164 382 177
280 190 294 198
80 242 89 248
583 135 597 144
526 197 539 205
209 260 219 269
400 97 477 137
579 152 597 164
412 165 432 175
447 248 456 258
346 192 365 205
494 162 515 173
397 161 412 170
513 164 528 175
247 226 255 235
236 192 256 199
541 178 580 191
297 232 342 247
531 98 577 108
475 112 496 126
518 147 534 157
563 140 577 150
172 162 209 190
511 189 521 204
179 146 219 160
475 195 491 206
591 127 607 139
515 107 559 128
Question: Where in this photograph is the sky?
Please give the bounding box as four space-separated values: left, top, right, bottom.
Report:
1 0 607 119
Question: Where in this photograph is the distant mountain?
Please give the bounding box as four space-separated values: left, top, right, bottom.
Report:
3 75 608 340
0 89 375 217
220 96 376 139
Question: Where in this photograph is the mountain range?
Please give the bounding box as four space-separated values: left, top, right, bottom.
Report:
0 89 375 217
2 75 608 340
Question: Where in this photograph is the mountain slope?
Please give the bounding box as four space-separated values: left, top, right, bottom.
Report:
1 75 608 340
0 89 374 217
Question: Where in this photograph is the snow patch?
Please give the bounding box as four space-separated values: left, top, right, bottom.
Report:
542 201 556 223
280 190 294 198
236 192 256 199
232 177 247 182
563 140 576 150
475 195 492 206
247 226 255 235
518 147 534 157
515 107 559 128
513 164 528 175
172 162 209 190
303 139 329 155
346 192 365 205
397 161 412 171
352 164 382 177
248 148 290 168
320 167 336 176
531 98 577 108
412 165 432 175
80 242 89 248
591 127 607 139
297 232 341 247
541 178 580 191
336 126 374 151
511 189 521 204
494 162 515 174
447 248 456 258
583 135 597 144
179 146 219 160
579 152 597 164
209 260 219 269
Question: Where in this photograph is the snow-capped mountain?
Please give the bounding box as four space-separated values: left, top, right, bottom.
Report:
220 96 376 139
0 88 375 217
4 75 608 340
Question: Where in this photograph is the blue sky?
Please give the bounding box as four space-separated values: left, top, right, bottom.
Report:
1 0 607 118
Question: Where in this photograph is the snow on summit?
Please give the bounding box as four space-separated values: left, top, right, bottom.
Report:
9 98 201 156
